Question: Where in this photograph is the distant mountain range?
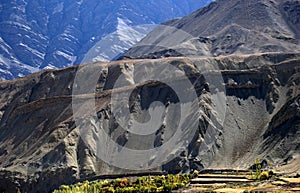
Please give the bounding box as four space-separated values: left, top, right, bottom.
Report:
123 0 300 59
0 0 211 80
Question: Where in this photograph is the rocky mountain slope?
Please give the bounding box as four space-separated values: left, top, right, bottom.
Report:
0 53 299 192
1 0 300 192
123 0 300 59
0 0 211 80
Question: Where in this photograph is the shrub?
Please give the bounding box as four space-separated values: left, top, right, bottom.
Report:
149 185 158 192
163 183 173 191
100 186 115 193
193 170 199 177
260 171 269 180
251 159 272 181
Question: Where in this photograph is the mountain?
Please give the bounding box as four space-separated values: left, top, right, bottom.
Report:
0 0 300 192
0 53 299 192
123 0 300 59
0 0 212 80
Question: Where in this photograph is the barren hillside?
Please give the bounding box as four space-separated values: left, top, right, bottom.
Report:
0 53 299 192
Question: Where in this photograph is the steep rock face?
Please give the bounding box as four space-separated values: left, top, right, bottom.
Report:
0 0 211 80
0 53 299 192
123 0 300 59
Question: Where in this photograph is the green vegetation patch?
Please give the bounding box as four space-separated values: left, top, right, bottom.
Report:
53 173 197 193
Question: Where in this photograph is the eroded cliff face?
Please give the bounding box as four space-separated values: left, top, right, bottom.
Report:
0 53 299 192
